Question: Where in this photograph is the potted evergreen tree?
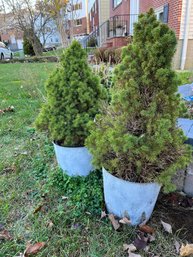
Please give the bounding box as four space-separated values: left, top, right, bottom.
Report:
86 10 192 225
36 40 105 176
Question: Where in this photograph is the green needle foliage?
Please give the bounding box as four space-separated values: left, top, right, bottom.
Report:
36 40 105 147
86 9 192 192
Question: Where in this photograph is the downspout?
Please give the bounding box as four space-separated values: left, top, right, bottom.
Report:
85 0 90 34
181 0 192 70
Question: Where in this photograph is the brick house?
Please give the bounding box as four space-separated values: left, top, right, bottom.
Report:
68 0 88 38
87 0 110 33
88 0 99 33
0 13 23 50
140 0 193 70
86 0 139 48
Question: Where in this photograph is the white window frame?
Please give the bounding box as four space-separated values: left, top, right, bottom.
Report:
155 6 164 22
113 0 122 8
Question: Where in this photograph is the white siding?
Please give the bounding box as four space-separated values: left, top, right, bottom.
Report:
99 0 110 25
180 0 193 39
130 0 139 35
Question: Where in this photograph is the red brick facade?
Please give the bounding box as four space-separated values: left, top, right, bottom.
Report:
70 17 87 36
140 0 182 38
105 36 129 47
89 0 99 33
110 0 130 17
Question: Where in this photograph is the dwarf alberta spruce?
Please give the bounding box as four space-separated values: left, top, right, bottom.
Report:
35 41 105 146
86 9 192 192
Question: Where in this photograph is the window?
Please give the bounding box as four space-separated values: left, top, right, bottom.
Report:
113 0 122 8
75 19 82 26
95 2 97 13
72 3 82 11
155 4 169 23
157 11 164 22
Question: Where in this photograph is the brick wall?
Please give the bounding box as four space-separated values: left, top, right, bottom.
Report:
72 17 87 36
140 0 182 38
89 0 99 33
110 0 130 17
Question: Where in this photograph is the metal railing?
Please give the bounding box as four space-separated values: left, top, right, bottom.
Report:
85 14 138 48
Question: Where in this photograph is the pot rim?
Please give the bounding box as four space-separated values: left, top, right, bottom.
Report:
102 167 162 187
53 141 86 149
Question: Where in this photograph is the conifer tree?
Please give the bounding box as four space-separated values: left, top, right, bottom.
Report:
86 9 192 192
23 34 35 56
36 40 105 147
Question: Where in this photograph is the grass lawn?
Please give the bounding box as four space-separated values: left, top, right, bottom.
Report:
0 62 188 257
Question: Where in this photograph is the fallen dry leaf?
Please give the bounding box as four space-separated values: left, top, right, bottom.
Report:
101 211 107 219
108 214 120 230
128 253 142 257
161 220 172 234
123 243 136 252
139 224 155 234
33 204 44 214
24 242 46 257
61 196 68 200
133 236 147 250
123 244 130 251
0 230 12 240
0 106 15 115
119 217 131 225
180 244 193 256
148 234 156 242
144 245 150 252
174 240 180 254
47 220 54 228
15 254 24 257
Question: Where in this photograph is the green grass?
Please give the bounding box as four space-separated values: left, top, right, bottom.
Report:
176 70 193 85
0 63 185 257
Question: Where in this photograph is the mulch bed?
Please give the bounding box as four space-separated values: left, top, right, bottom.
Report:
152 192 193 242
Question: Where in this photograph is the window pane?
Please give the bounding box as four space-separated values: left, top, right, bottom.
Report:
114 0 122 8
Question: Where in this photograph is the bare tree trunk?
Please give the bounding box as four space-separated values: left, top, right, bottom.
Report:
32 35 43 56
56 10 69 48
26 29 43 56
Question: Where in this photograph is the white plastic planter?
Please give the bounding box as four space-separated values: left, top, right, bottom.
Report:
103 168 161 225
53 142 94 176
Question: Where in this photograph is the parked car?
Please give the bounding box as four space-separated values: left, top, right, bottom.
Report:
43 44 57 52
0 42 13 60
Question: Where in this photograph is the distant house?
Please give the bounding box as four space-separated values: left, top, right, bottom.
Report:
68 0 87 37
140 0 193 70
0 14 23 51
86 0 139 48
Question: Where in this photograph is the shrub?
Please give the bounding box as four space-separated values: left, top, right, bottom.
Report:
93 47 108 63
87 37 97 47
94 47 122 64
114 47 122 64
35 40 105 146
23 35 35 56
86 9 192 192
104 47 117 64
92 63 114 100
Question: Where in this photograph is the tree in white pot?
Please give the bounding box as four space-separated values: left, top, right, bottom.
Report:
86 9 192 225
35 40 105 176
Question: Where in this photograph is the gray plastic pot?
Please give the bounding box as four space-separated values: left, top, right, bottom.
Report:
53 142 94 176
103 168 161 225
